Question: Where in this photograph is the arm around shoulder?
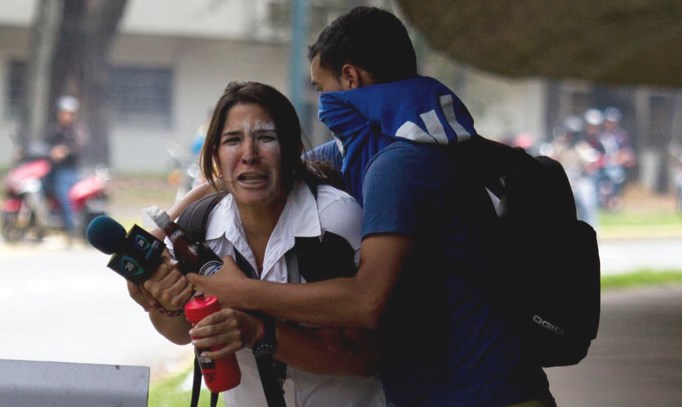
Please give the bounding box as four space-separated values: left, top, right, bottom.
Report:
194 233 413 330
275 322 380 377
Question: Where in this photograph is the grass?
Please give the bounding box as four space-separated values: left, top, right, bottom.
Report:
107 172 177 226
601 269 682 289
149 365 225 407
597 183 682 238
599 208 682 238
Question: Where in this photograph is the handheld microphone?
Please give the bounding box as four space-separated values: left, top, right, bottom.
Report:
86 215 166 284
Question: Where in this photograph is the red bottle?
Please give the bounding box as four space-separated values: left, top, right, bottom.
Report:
184 293 241 392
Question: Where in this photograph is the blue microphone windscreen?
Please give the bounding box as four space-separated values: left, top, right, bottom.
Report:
86 215 127 254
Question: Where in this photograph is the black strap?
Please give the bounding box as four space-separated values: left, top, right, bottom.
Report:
254 357 287 407
190 356 201 407
177 192 224 242
234 250 287 407
293 233 357 283
190 356 219 407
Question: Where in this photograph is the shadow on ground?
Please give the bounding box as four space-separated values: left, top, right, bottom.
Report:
547 285 682 406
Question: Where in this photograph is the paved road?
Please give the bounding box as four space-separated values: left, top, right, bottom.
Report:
547 285 682 406
0 239 192 384
598 237 682 275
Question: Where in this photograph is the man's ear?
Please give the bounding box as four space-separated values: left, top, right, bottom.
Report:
340 64 362 89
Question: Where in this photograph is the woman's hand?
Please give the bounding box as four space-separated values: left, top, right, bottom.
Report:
189 308 264 360
142 256 194 312
127 281 157 312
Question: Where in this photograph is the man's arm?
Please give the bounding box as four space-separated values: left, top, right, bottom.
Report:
192 309 381 376
305 140 343 171
187 233 413 329
140 263 382 376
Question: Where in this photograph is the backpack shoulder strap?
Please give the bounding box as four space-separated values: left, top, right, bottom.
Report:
452 136 531 197
175 192 223 242
534 155 577 220
287 181 357 283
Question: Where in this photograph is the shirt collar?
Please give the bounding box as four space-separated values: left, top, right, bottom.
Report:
205 180 322 277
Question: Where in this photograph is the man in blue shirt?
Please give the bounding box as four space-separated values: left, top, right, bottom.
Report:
188 6 555 406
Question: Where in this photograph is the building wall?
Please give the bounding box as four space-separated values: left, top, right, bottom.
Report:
0 25 31 166
108 34 289 173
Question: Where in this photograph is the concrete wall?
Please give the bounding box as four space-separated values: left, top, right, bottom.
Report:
108 34 289 173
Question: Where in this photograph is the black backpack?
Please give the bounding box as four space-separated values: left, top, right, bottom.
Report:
458 136 601 367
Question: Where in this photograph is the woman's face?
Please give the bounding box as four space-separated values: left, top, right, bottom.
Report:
218 102 286 208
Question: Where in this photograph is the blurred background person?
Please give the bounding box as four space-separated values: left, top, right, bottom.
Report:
43 95 89 242
190 107 213 164
599 106 637 209
546 115 601 228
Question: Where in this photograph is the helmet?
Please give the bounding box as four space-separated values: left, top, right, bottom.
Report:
604 107 622 123
584 108 604 126
57 95 80 113
563 115 584 133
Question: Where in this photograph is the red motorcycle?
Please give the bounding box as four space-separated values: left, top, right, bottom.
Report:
1 148 110 244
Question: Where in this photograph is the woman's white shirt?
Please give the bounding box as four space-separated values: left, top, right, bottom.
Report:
203 180 386 407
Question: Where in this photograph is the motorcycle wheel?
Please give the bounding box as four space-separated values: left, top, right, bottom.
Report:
1 211 26 244
79 208 106 240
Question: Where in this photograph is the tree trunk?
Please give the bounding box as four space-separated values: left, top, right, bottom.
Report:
24 0 128 167
53 0 128 167
21 0 63 151
80 0 129 167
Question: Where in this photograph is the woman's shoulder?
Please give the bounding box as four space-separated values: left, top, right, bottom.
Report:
313 183 359 211
311 183 363 245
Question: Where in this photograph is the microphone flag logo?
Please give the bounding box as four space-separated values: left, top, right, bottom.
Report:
120 255 145 277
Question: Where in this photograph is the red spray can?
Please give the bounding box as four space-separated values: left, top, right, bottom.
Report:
184 293 241 392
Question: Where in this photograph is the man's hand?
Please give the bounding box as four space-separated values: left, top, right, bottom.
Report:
49 144 69 162
185 255 248 308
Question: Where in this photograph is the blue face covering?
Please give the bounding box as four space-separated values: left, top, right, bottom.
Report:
317 75 478 203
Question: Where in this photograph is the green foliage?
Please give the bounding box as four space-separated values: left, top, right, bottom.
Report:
601 270 682 290
148 365 225 407
599 209 682 238
600 210 682 227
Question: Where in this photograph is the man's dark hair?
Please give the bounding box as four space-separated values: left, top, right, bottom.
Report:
308 6 418 84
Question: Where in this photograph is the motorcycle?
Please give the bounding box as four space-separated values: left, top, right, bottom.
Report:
1 143 110 244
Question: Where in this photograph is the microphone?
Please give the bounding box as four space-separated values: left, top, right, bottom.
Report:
86 215 166 284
